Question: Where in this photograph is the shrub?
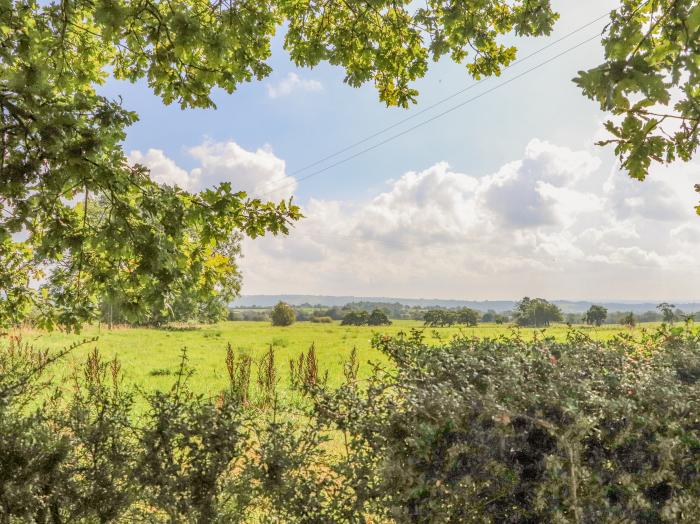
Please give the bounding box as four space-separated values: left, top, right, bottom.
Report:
341 310 369 326
271 302 296 327
3 326 700 522
137 350 252 522
149 367 172 376
367 309 392 326
312 325 700 522
271 336 288 348
310 316 333 323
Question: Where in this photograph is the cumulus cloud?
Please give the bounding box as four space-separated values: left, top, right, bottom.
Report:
266 72 323 99
129 140 296 200
128 149 191 189
483 139 602 228
238 139 700 300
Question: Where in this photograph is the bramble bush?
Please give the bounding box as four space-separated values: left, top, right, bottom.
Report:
313 324 700 522
1 324 699 522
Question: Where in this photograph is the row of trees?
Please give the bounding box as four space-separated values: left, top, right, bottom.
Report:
341 309 392 326
514 300 699 328
269 302 393 327
581 303 700 327
423 308 480 327
235 300 700 329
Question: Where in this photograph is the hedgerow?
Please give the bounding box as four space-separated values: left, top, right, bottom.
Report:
313 325 700 522
0 325 699 522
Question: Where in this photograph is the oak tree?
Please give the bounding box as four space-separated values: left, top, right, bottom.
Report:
0 0 559 329
576 0 700 213
584 305 608 326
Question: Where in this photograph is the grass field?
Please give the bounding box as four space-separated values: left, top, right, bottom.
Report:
11 320 655 404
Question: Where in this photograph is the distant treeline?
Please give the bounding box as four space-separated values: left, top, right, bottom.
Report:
94 290 700 328
89 297 700 328
229 299 700 326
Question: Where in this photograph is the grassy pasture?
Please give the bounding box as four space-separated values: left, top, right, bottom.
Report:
15 320 653 401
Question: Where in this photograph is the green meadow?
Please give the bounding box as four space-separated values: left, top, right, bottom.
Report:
17 320 652 401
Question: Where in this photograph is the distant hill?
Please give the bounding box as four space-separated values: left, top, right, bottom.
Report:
231 295 700 314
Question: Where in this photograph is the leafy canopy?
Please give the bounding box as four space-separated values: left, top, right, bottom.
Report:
0 0 559 330
514 297 563 327
575 0 700 213
4 0 700 329
271 301 296 327
584 305 608 326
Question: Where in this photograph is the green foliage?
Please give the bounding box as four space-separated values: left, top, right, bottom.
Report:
137 350 251 522
622 312 637 327
0 337 73 520
4 325 700 521
342 308 392 326
0 0 563 330
368 309 392 326
283 0 558 108
482 309 509 324
575 0 700 212
341 310 369 326
514 296 563 327
98 229 242 326
314 325 700 522
455 307 481 326
423 307 480 327
584 304 608 326
271 301 296 327
309 316 333 324
657 302 677 323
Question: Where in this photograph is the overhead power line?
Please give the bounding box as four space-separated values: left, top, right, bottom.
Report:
285 12 611 180
256 31 602 199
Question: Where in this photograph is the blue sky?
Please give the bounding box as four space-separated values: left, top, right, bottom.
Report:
103 0 700 301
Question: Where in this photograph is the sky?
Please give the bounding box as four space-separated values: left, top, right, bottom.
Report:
102 0 700 302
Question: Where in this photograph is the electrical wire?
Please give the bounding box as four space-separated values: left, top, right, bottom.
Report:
255 32 602 199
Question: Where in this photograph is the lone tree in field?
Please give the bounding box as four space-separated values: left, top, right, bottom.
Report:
622 312 637 328
513 297 563 327
271 302 296 327
657 303 677 324
423 309 453 327
456 308 480 327
367 309 392 326
341 311 370 326
584 305 608 327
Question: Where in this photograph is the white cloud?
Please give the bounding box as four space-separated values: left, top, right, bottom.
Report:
128 137 700 300
483 139 602 228
128 149 191 189
129 140 296 200
266 72 323 99
237 139 700 301
188 141 296 200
